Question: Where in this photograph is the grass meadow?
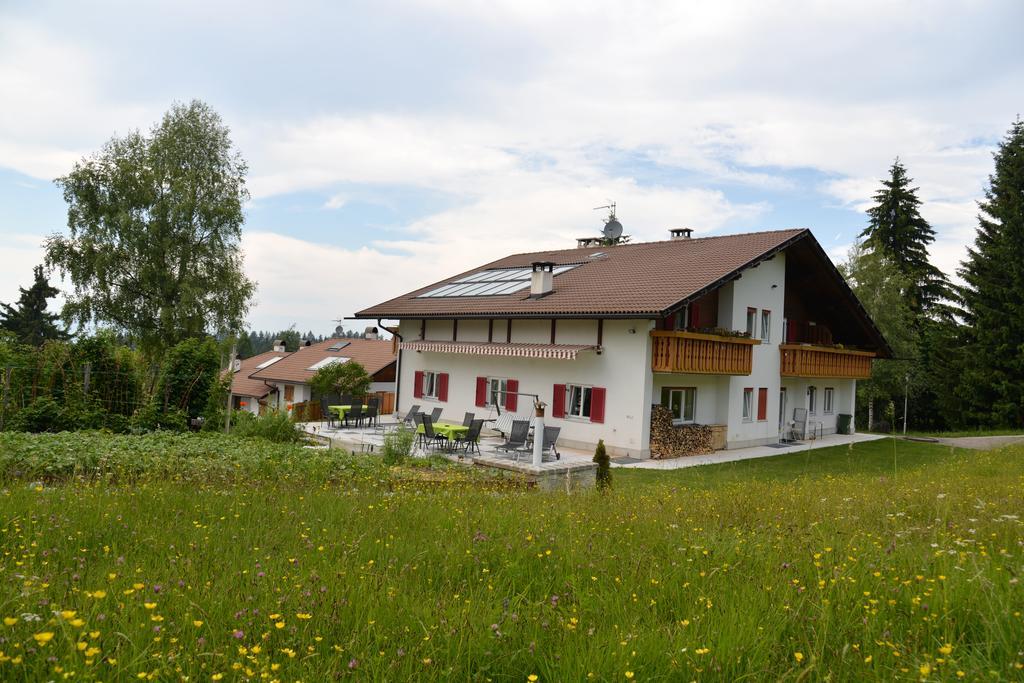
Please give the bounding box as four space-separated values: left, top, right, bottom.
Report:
0 433 1022 681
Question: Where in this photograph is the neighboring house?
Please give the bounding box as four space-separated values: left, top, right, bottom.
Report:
355 228 890 458
229 349 287 414
246 337 398 413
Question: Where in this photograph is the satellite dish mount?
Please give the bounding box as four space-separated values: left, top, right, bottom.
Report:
594 201 624 242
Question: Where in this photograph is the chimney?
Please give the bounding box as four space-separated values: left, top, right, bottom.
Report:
670 228 694 240
530 261 555 298
272 339 286 352
364 326 380 340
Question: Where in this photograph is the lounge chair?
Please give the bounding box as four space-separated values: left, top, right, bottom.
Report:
497 419 530 456
401 404 422 427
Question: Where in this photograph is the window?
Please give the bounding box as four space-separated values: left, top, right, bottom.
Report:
487 377 507 407
742 388 754 421
566 384 593 419
255 356 283 369
661 387 696 424
808 386 818 415
416 264 580 298
307 356 348 371
760 310 771 342
422 371 439 399
823 387 834 414
746 308 757 336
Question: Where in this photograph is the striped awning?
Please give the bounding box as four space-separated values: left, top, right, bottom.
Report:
399 340 599 360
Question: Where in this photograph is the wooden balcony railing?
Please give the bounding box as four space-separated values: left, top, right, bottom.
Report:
651 331 760 375
779 344 875 379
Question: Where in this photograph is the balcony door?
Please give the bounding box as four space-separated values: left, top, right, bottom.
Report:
778 388 788 435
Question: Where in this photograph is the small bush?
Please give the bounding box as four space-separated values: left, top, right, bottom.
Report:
593 438 611 489
10 396 71 433
231 410 302 443
382 426 416 465
131 402 188 432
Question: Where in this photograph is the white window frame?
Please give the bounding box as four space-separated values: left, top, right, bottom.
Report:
808 385 817 415
422 371 439 399
823 387 834 415
661 387 697 425
487 377 507 407
742 387 754 422
746 308 757 336
565 383 593 420
760 310 771 343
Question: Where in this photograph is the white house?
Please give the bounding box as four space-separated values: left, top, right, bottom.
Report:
356 228 890 458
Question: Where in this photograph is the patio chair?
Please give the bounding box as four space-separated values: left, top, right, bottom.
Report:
462 412 475 427
541 425 561 461
319 397 335 429
496 419 530 456
420 415 447 452
790 408 808 441
364 403 378 429
429 407 443 423
367 396 380 410
339 394 353 407
401 404 422 427
454 419 485 457
344 403 364 429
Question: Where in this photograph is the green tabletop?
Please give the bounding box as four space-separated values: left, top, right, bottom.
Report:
328 405 352 420
416 422 471 440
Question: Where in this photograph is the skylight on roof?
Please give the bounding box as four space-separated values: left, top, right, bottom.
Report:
307 357 349 371
416 264 580 298
327 341 350 351
256 356 283 369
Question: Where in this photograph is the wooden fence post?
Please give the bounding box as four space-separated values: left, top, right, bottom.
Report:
83 362 92 395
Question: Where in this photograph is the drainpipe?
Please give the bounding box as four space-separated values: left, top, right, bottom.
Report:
380 320 402 416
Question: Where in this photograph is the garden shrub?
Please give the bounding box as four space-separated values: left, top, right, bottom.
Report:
593 438 611 489
231 409 302 443
382 425 416 465
9 396 71 433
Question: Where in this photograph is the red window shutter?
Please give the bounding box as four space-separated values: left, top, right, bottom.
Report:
475 377 487 407
590 387 606 423
413 371 424 399
505 379 518 412
438 373 449 402
552 384 566 418
757 387 768 421
690 303 701 328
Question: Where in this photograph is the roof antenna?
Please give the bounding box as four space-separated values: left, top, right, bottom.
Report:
593 201 626 244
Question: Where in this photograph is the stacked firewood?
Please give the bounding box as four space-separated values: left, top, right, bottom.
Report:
649 405 714 459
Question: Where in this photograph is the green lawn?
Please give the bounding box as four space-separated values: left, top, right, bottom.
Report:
0 434 1021 681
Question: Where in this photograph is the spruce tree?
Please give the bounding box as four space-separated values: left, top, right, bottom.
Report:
0 265 69 346
957 119 1024 427
860 159 953 314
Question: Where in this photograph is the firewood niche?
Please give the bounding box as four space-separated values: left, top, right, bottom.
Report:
649 405 715 459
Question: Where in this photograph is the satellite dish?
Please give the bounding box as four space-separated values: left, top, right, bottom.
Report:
232 358 241 372
603 218 623 240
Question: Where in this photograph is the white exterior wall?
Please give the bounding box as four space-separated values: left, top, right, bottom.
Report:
781 377 857 437
651 374 729 425
397 318 653 457
274 383 310 412
720 254 786 449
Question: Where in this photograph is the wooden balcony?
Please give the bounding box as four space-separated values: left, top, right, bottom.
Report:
779 344 875 379
651 331 760 375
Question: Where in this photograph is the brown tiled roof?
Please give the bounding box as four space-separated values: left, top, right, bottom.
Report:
355 229 808 319
229 351 284 398
247 338 396 385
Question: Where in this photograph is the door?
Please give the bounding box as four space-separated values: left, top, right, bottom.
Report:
778 388 788 436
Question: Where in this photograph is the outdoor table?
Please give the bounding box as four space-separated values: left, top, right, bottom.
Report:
416 422 471 450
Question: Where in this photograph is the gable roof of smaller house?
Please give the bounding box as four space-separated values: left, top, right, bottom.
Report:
230 351 284 398
247 338 396 385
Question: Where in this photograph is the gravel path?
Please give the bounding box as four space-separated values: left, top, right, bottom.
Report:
925 435 1024 450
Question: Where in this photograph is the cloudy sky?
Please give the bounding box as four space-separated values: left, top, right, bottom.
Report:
1 0 1021 334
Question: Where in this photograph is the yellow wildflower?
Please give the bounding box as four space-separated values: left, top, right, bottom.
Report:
33 632 55 644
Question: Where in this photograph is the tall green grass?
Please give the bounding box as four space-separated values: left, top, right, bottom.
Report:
0 434 1021 681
